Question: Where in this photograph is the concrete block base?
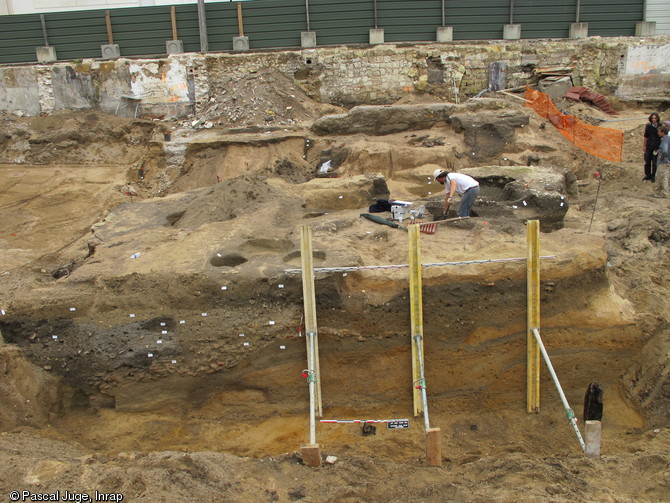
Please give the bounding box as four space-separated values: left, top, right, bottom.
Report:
635 21 656 36
233 36 250 51
166 40 184 54
436 26 453 43
301 31 316 48
36 46 57 63
569 23 589 39
369 28 384 45
503 24 521 40
426 427 442 466
101 44 121 59
301 444 322 467
585 420 602 458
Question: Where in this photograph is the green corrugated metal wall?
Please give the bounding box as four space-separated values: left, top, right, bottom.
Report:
0 0 646 65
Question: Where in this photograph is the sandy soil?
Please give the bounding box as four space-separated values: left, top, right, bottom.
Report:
0 84 669 502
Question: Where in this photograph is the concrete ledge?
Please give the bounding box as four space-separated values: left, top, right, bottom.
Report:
436 26 453 43
301 31 316 48
369 28 384 45
569 23 589 39
233 36 250 51
101 44 121 59
503 24 521 40
36 46 57 63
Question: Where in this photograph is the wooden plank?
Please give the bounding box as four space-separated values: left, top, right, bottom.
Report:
408 225 424 416
300 226 322 416
527 220 541 413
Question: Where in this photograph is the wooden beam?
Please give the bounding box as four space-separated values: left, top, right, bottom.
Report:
527 220 541 413
300 226 322 416
237 2 244 37
105 10 114 45
171 6 178 41
408 225 424 416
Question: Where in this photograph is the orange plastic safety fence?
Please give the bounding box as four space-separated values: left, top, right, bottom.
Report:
524 87 623 162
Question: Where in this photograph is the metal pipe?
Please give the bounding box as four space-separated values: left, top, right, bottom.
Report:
531 328 586 452
373 0 378 29
509 0 514 25
197 0 208 53
305 0 311 32
575 0 581 23
441 0 445 27
40 14 49 47
414 335 430 431
308 330 317 445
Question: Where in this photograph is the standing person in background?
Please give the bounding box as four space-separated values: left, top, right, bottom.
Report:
433 169 480 218
653 125 670 199
643 112 661 182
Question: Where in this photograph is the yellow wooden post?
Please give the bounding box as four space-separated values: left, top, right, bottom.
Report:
408 225 424 416
527 220 541 413
300 226 322 416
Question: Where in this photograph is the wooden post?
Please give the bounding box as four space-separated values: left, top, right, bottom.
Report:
300 226 322 417
584 420 601 458
237 2 244 37
408 225 424 417
171 6 178 40
105 10 114 45
426 427 442 466
527 220 541 413
300 226 322 467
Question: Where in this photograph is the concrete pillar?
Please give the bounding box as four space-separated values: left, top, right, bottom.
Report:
584 420 602 458
101 44 120 59
301 444 322 467
569 23 589 39
369 28 384 44
503 24 521 40
635 21 656 36
232 36 249 51
436 26 453 43
166 40 184 54
36 46 57 63
301 31 317 48
426 427 442 466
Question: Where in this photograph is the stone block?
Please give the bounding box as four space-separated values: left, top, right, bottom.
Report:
569 23 589 39
503 24 521 40
101 44 121 59
635 21 656 36
585 420 601 458
436 26 453 43
301 31 316 48
233 36 250 51
166 40 184 54
369 28 384 45
36 46 57 63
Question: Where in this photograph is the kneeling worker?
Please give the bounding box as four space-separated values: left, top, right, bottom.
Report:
433 169 480 218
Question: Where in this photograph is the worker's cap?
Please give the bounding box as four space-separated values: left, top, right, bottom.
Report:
665 120 670 127
433 168 447 180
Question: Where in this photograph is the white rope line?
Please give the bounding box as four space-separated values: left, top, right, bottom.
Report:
284 255 557 274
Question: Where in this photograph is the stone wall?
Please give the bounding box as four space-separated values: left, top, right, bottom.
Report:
0 35 668 118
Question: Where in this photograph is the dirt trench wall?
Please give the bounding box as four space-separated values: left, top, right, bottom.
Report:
1 37 668 118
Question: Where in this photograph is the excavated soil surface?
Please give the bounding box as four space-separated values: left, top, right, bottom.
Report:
0 88 669 502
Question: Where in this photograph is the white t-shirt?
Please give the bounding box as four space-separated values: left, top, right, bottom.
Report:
445 173 479 194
